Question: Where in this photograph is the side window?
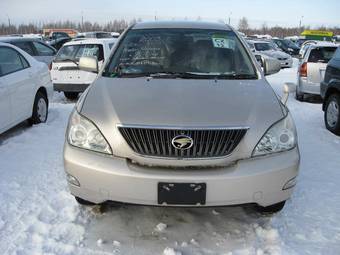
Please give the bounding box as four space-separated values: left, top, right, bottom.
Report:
33 42 54 56
0 47 28 77
11 41 35 55
33 42 55 56
19 54 30 68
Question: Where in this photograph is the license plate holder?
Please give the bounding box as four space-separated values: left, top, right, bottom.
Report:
158 182 206 205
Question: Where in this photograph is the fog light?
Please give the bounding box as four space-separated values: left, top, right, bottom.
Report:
283 177 297 190
66 173 80 187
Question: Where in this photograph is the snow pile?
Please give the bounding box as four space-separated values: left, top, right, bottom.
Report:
155 222 167 232
163 247 182 255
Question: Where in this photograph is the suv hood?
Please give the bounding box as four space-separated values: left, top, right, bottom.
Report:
81 77 284 166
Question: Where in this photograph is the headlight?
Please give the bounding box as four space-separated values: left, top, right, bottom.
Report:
288 48 294 52
67 110 112 154
253 113 297 157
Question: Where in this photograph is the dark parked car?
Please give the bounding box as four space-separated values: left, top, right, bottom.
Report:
0 37 56 65
47 37 72 50
273 39 300 56
321 46 340 135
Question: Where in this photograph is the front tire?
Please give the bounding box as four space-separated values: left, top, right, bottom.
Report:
64 92 79 100
28 92 48 125
324 93 340 135
255 201 286 214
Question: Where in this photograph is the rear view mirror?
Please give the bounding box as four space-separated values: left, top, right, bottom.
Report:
79 57 98 73
281 82 296 105
263 56 281 76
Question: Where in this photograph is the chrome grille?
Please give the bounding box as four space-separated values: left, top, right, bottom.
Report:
118 126 248 158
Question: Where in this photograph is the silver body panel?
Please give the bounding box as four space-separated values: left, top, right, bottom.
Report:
80 77 284 167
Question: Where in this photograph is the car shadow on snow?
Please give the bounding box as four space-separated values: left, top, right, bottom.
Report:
80 202 276 254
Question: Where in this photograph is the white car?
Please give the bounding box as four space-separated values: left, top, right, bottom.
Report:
0 37 57 66
50 38 117 99
247 40 293 68
0 43 53 134
296 42 338 101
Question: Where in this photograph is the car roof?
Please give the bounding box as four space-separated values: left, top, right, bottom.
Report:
83 31 110 34
63 38 117 46
0 36 42 43
247 40 270 44
0 42 13 46
309 41 339 48
132 21 232 31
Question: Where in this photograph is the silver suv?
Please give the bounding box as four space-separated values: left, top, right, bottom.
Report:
64 21 300 213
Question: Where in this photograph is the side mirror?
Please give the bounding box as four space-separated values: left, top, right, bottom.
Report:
263 56 281 76
281 82 296 105
78 57 98 73
254 54 264 68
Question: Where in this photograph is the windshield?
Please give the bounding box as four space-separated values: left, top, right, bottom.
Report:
283 39 298 48
103 28 257 79
254 43 273 51
308 47 337 63
96 33 112 38
54 44 104 62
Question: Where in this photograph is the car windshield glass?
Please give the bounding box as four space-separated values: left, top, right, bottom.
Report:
96 33 112 38
54 44 103 62
308 47 337 63
283 40 298 48
103 28 257 79
254 43 272 51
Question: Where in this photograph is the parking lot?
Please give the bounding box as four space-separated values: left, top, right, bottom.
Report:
0 60 340 255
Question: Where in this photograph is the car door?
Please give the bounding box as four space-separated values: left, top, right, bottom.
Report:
32 41 56 65
0 46 34 126
0 63 11 132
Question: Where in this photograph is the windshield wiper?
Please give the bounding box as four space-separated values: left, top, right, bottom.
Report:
113 72 257 80
216 73 258 80
115 72 198 78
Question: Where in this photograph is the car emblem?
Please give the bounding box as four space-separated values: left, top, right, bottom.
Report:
171 135 193 150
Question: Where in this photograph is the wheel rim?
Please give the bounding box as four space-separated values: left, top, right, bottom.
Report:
326 100 339 128
37 98 47 122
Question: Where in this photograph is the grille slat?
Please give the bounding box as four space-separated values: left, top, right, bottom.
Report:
118 127 247 159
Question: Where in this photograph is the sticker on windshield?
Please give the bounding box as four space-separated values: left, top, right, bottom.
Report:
212 35 235 49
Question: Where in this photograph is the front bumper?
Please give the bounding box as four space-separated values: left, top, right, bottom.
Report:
53 83 90 93
64 143 300 207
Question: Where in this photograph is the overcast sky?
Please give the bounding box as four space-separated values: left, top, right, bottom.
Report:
1 0 339 28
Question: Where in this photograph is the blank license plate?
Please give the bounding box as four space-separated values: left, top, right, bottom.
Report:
158 182 206 205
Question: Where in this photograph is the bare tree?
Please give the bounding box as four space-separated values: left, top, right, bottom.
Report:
238 17 249 32
0 19 339 38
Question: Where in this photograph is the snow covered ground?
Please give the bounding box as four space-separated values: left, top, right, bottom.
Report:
1 61 340 255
